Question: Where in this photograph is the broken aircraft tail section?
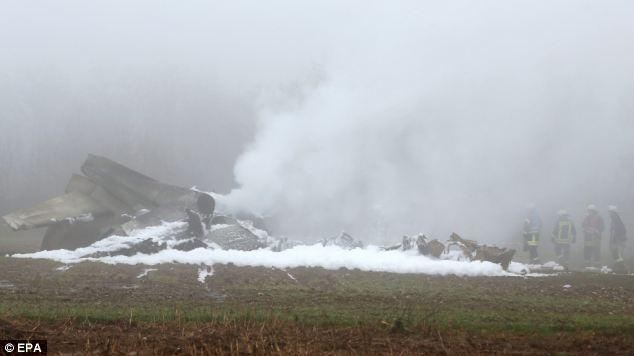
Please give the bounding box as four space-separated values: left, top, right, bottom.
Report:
2 154 212 250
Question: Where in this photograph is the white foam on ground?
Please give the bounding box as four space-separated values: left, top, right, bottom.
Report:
197 265 215 283
526 261 566 272
137 268 158 278
20 222 187 262
286 272 298 282
12 222 538 278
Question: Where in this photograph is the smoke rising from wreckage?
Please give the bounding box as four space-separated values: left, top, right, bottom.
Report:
4 154 522 274
1 2 633 353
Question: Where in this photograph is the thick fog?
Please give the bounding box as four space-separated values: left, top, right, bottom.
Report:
2 1 634 244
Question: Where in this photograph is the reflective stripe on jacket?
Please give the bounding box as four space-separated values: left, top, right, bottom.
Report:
525 232 539 246
554 220 575 244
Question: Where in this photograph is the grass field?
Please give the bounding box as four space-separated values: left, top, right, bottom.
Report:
0 253 632 354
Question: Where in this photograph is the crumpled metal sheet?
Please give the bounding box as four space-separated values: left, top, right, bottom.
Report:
2 191 109 230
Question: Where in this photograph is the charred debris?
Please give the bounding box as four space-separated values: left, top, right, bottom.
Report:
2 154 515 269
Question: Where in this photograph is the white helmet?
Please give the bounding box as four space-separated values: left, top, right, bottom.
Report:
608 205 618 212
587 204 598 212
557 209 568 216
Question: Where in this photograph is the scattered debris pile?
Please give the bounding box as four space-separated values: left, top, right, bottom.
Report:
73 218 272 258
321 232 364 249
206 223 267 251
270 237 304 252
384 234 444 258
1 154 518 272
446 233 516 270
382 233 516 270
0 154 268 252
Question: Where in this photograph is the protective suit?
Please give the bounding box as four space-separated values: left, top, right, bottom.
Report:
552 210 576 267
582 205 605 267
523 207 542 263
608 206 627 271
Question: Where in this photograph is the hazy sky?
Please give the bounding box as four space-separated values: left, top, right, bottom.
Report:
2 1 634 244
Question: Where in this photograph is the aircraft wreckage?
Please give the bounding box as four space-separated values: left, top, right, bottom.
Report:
2 154 266 251
2 154 515 269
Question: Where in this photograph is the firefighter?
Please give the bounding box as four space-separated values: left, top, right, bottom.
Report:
552 210 576 268
522 205 542 264
582 204 605 267
608 205 627 272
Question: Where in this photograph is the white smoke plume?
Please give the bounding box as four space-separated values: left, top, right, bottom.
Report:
2 1 634 246
226 1 634 244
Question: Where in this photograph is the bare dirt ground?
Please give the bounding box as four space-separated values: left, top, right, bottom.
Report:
0 255 632 355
